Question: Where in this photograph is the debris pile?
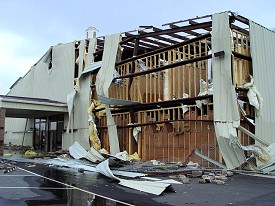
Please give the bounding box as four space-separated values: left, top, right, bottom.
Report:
0 160 17 173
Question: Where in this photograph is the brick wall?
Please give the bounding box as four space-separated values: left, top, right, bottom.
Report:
0 108 5 156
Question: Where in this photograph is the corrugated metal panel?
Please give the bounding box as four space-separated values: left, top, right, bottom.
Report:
250 21 275 144
82 61 102 75
86 38 97 66
77 40 86 77
74 39 97 149
212 12 240 123
8 43 75 103
95 34 121 154
212 12 246 169
98 95 139 105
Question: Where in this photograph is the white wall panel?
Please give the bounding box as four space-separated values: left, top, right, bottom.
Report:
250 21 275 144
212 12 246 169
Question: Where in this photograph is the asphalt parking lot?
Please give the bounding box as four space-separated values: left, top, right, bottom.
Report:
1 159 275 206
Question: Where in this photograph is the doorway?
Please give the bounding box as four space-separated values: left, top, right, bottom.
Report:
33 115 64 152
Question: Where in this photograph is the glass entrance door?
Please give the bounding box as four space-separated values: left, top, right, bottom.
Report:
34 115 64 152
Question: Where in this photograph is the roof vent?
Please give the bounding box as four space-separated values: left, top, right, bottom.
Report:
85 26 99 39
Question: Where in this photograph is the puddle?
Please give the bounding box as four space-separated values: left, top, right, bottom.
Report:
24 189 127 206
23 169 130 206
0 161 131 206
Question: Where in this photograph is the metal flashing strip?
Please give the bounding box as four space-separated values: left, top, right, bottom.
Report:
98 95 140 106
82 61 102 75
238 126 269 147
194 149 226 169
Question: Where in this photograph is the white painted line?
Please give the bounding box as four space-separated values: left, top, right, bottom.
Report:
0 175 36 177
0 187 75 190
18 167 134 206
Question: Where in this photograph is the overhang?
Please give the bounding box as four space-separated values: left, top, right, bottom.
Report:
0 95 68 118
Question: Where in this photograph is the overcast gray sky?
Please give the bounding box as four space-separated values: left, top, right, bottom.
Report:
0 0 274 94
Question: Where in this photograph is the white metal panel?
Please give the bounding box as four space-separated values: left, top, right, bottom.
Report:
77 40 86 77
96 34 121 98
95 34 121 154
212 12 246 169
9 43 75 103
214 122 246 169
73 39 97 149
212 12 240 124
98 95 139 105
250 21 275 144
86 38 97 66
7 67 34 97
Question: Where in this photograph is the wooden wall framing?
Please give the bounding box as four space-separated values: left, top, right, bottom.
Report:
94 14 255 166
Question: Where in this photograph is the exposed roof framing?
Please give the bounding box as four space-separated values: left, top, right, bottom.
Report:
169 24 200 37
152 27 189 41
189 20 212 31
93 12 250 60
138 30 171 47
162 14 212 26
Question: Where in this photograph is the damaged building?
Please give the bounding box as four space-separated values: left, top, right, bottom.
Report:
1 11 275 171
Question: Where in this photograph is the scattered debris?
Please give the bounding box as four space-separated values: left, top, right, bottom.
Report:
78 168 85 173
0 160 17 173
68 141 105 163
24 150 37 156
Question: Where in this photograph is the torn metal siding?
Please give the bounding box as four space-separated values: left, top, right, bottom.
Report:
212 12 240 124
74 40 89 129
86 38 97 66
96 34 121 154
73 39 97 150
212 12 246 169
250 21 275 144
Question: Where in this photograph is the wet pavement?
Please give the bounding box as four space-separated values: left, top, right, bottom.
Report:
1 159 275 206
0 162 131 206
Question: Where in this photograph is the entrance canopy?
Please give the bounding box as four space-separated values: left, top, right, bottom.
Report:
0 95 68 118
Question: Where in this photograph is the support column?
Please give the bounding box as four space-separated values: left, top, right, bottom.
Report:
0 108 6 156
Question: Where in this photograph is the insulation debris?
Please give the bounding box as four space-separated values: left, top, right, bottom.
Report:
243 75 263 117
88 103 101 150
196 79 213 109
241 145 271 163
255 143 275 172
128 152 140 160
132 126 141 142
24 150 37 156
114 151 140 161
181 93 189 118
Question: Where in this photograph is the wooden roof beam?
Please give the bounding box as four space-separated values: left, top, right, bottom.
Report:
170 24 201 36
189 20 212 31
138 30 171 47
125 32 160 50
152 27 189 41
